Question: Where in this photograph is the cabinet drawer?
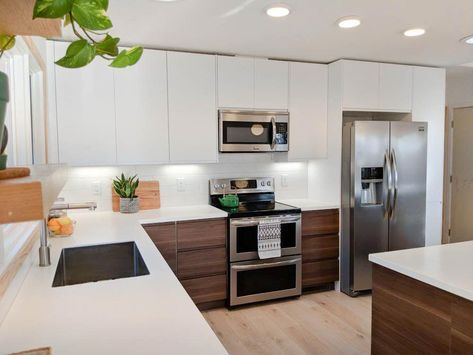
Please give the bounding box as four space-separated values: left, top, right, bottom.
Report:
302 259 339 288
143 223 177 273
302 234 339 262
302 209 339 236
177 219 226 250
178 247 227 279
181 274 227 304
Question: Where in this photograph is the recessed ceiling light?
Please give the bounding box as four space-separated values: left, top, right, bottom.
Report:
403 28 426 37
461 35 473 45
337 17 361 29
266 5 291 18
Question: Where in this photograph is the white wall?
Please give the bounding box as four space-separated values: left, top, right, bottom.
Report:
59 161 309 211
446 67 473 108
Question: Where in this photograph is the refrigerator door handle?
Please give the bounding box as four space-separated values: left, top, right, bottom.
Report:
383 150 393 219
390 149 399 218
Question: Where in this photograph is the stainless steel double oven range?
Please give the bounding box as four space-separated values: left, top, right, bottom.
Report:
210 177 302 307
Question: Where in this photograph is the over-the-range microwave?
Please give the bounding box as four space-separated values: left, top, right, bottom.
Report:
218 110 289 153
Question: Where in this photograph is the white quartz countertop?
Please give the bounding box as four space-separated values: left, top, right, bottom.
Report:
278 199 339 212
369 241 473 301
0 205 228 355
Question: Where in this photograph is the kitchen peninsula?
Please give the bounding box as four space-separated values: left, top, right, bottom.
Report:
369 242 473 354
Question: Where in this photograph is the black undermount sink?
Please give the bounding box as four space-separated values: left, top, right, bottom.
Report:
52 242 150 287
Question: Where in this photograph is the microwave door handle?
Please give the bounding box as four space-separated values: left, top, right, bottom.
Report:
271 117 277 149
232 258 300 270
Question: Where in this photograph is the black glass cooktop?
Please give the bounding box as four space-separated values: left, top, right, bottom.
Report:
213 201 301 218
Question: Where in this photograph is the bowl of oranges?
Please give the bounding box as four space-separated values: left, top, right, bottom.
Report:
47 215 75 237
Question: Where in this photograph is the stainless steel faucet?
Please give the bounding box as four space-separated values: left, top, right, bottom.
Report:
39 201 97 267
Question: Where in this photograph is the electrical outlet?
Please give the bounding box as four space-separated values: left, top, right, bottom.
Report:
281 174 289 188
92 181 101 195
176 178 186 192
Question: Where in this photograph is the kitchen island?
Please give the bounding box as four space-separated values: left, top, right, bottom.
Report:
0 206 228 355
369 241 473 354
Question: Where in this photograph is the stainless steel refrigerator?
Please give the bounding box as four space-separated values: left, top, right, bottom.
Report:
341 121 428 296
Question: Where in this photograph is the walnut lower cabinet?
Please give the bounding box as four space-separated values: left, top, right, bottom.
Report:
372 264 473 354
301 209 340 290
143 218 227 310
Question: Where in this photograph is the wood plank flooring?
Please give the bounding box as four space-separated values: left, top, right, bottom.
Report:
202 291 371 355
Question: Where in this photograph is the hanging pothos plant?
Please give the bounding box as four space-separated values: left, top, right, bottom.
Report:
0 0 143 68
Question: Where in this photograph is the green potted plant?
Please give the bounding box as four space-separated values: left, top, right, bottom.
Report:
0 0 143 170
113 174 140 213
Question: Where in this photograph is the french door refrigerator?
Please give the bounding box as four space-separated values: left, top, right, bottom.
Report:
341 121 428 296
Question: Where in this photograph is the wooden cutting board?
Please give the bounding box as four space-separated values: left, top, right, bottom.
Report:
112 180 160 212
10 347 52 355
0 167 31 180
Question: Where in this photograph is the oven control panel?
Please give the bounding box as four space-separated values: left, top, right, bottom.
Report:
210 177 274 195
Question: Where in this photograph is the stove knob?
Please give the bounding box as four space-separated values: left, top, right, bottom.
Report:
261 181 265 186
267 180 271 187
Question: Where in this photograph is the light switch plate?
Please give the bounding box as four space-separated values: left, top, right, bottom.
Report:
176 178 186 192
281 174 289 188
92 181 101 195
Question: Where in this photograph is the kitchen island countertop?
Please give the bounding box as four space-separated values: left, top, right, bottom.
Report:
369 241 473 301
0 205 228 355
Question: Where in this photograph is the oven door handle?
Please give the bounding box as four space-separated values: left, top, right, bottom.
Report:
232 257 300 270
231 216 300 227
271 116 277 150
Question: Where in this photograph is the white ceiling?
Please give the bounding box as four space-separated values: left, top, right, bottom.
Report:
62 0 473 67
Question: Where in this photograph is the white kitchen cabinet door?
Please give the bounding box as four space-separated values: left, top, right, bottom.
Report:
114 49 169 164
54 42 116 165
288 62 328 160
342 60 379 110
167 51 217 163
254 59 289 110
379 63 413 112
217 56 254 109
412 66 446 246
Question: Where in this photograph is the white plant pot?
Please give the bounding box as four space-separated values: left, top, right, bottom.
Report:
119 197 140 213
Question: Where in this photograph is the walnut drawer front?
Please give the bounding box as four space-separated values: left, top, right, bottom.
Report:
302 209 339 236
181 274 227 304
302 259 339 288
302 234 339 262
143 222 177 273
178 247 227 280
177 219 226 251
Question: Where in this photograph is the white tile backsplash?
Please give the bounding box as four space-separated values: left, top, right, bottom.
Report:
59 162 309 211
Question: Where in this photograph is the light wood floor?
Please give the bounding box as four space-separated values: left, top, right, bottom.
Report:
202 291 371 355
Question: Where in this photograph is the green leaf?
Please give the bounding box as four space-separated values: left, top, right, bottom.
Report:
33 0 73 19
109 47 143 68
96 0 109 10
94 35 119 56
63 13 72 27
0 35 16 51
55 39 96 68
72 0 113 31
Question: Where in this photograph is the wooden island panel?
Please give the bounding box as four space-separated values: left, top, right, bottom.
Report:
372 264 473 354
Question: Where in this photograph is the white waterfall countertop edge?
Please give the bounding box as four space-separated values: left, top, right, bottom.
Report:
369 241 473 302
0 206 228 355
278 199 340 212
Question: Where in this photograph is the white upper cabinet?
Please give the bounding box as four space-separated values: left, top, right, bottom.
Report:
379 63 412 112
54 42 117 165
288 62 328 160
167 51 217 163
342 60 379 110
341 60 413 112
254 59 289 110
217 56 254 109
114 49 169 164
